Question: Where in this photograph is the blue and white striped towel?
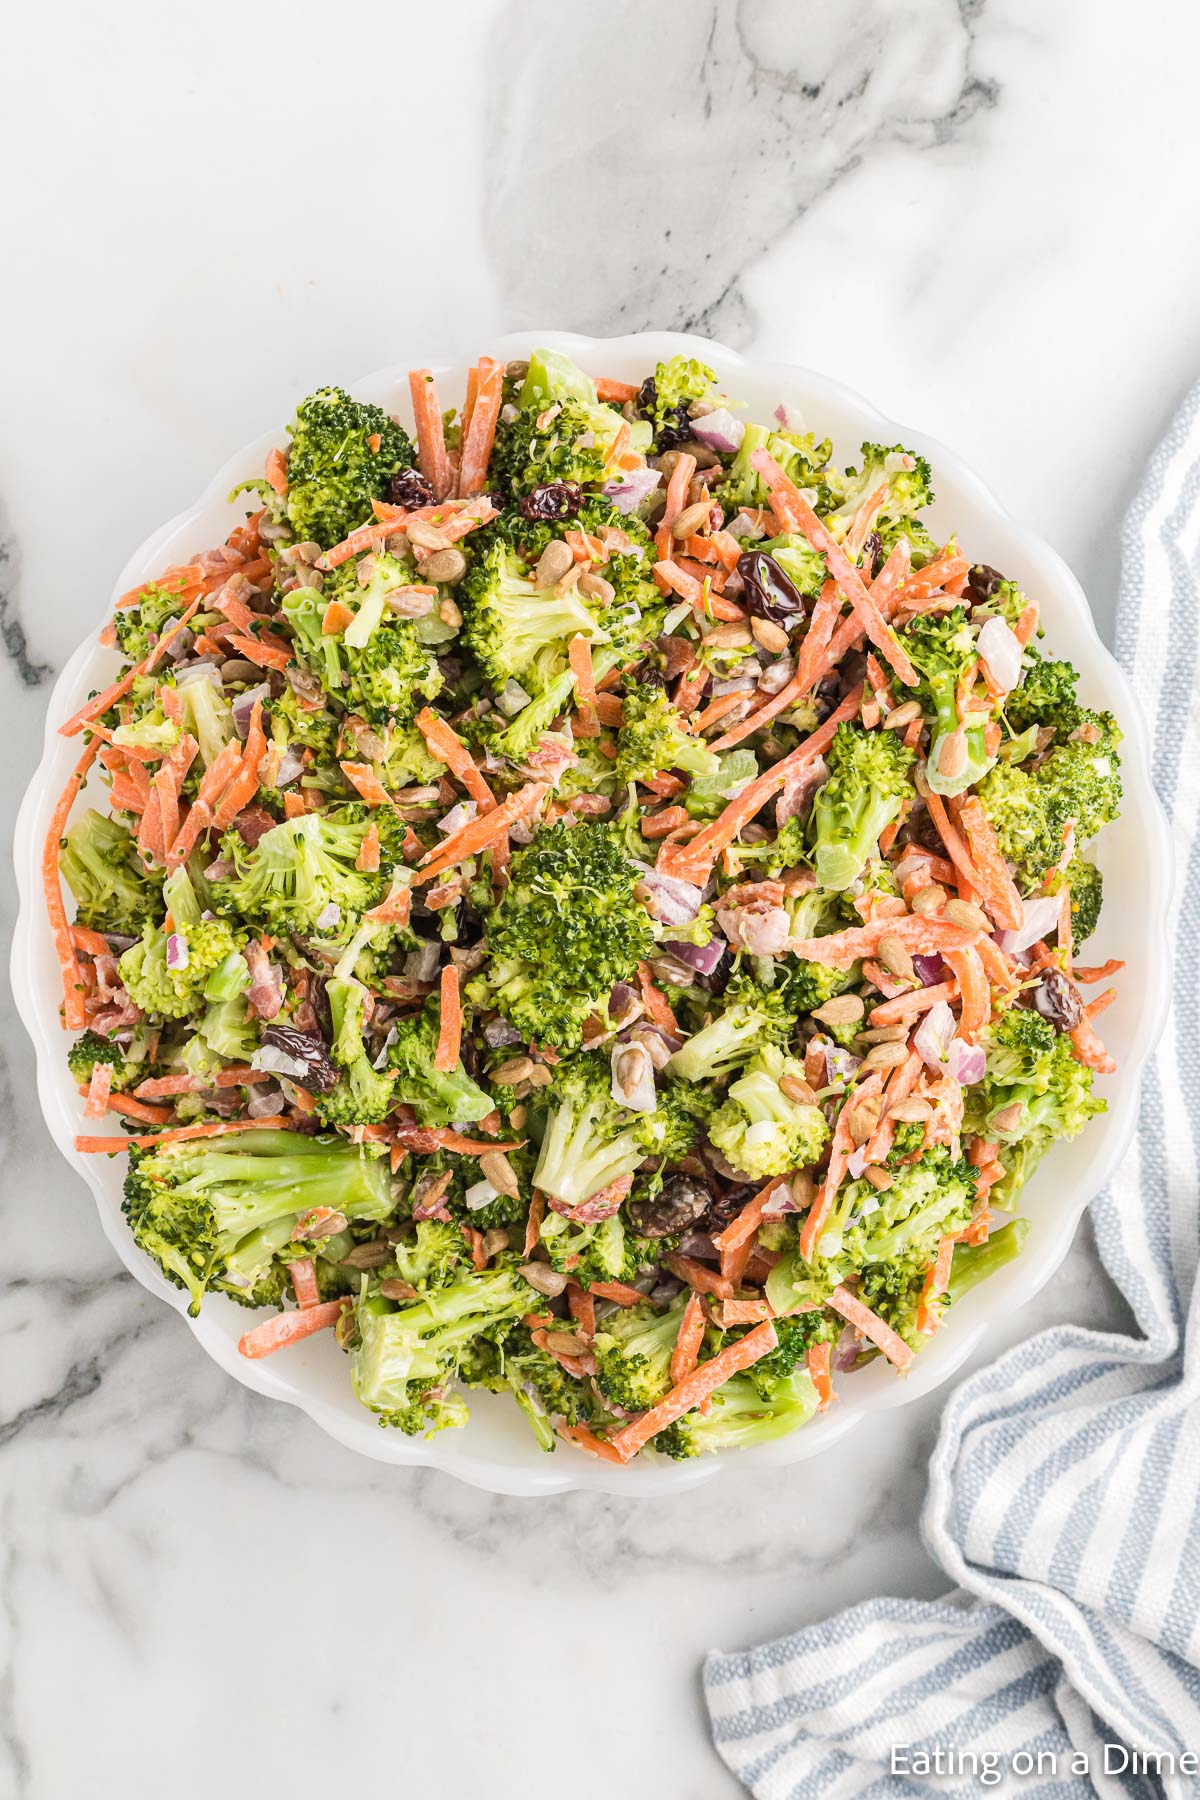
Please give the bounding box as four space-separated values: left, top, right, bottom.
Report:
705 383 1200 1798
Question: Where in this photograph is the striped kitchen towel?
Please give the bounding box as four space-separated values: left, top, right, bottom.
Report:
705 381 1200 1798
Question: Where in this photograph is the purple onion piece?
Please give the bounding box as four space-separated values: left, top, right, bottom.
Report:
689 408 745 454
246 1086 288 1118
231 684 270 740
665 935 726 976
173 659 223 689
602 464 662 514
996 894 1063 957
482 1016 523 1049
912 953 946 987
165 932 189 971
636 867 704 926
274 744 305 787
946 1040 986 1085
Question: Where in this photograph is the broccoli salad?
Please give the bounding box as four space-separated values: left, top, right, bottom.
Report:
47 345 1124 1463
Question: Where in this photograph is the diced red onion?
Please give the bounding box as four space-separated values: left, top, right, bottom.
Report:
275 744 305 787
728 510 765 541
690 408 745 454
947 1040 986 1085
314 902 341 931
665 935 726 976
760 1180 794 1216
712 667 761 697
996 894 1063 957
608 981 642 1026
976 616 1023 694
404 941 441 983
678 1233 716 1261
835 1323 861 1372
914 1001 957 1072
497 679 531 718
174 658 223 688
774 401 805 432
635 867 704 926
912 953 946 987
824 1042 861 1086
483 1016 523 1049
164 626 194 662
246 1086 287 1118
438 800 477 835
602 465 662 514
165 932 189 971
232 684 269 739
204 856 234 881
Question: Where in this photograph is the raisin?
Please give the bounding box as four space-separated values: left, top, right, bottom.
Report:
1033 968 1083 1033
626 1173 713 1238
736 551 806 625
964 563 1008 605
261 1024 339 1093
517 482 583 521
388 467 436 510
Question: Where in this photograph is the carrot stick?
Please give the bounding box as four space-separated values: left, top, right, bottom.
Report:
356 823 381 872
264 447 289 496
587 1280 653 1307
60 599 203 737
655 684 863 886
364 883 412 925
663 1253 734 1300
211 700 266 831
655 453 696 560
322 599 355 635
415 707 496 810
74 1117 294 1153
899 556 971 603
868 980 958 1028
567 636 599 737
718 1298 773 1327
70 924 112 957
799 1072 884 1262
1070 1014 1116 1074
827 1283 913 1372
407 368 454 501
1074 959 1125 983
955 796 1023 931
922 790 985 894
789 912 981 972
226 630 292 672
609 1320 779 1461
712 1179 780 1255
1015 602 1039 646
748 450 919 686
525 1190 545 1259
413 782 547 884
558 1423 626 1463
916 1236 956 1335
943 945 989 1041
595 377 640 403
808 1340 834 1411
288 1257 320 1308
1084 985 1117 1021
238 1298 350 1359
43 737 101 1028
457 357 503 498
340 760 392 808
434 965 462 1072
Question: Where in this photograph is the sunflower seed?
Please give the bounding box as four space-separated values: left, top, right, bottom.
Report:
519 1262 568 1297
944 897 991 931
877 934 916 981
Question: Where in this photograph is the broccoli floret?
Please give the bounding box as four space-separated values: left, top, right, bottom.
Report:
1004 651 1081 736
975 760 1065 894
719 422 833 514
614 682 720 786
751 534 828 604
532 1055 699 1211
350 1265 532 1436
389 1219 471 1293
475 821 653 1050
899 608 997 796
113 584 189 664
316 976 396 1126
707 1046 829 1180
745 1309 837 1398
123 1129 393 1314
376 721 446 789
722 814 809 879
284 386 414 549
817 1146 977 1268
1038 718 1122 844
342 622 444 728
178 676 236 769
386 998 492 1128
482 1323 596 1447
822 442 935 558
965 1021 1105 1166
67 1030 141 1092
665 976 797 1084
656 1368 819 1459
637 355 717 446
461 541 609 695
593 1296 689 1412
214 810 392 936
59 809 160 935
118 918 240 1021
808 723 915 890
536 1208 629 1284
1046 854 1103 944
488 400 608 500
780 957 857 1015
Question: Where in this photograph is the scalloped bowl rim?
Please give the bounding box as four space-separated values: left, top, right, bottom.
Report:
11 329 1172 1497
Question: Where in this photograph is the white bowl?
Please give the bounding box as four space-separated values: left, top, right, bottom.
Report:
12 330 1172 1496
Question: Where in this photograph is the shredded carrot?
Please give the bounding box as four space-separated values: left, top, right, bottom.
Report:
340 760 392 808
1015 602 1040 646
414 782 547 885
943 945 989 1042
76 1086 174 1126
322 599 354 635
610 1320 779 1461
827 1284 913 1372
1070 1013 1117 1074
868 980 958 1028
211 700 266 831
655 453 697 560
355 823 381 872
587 1280 651 1307
364 882 413 926
1074 958 1125 983
566 1283 597 1339
800 1072 884 1262
662 1253 734 1300
434 965 462 1072
916 1236 956 1335
288 1258 320 1309
595 377 639 403
559 1424 625 1463
669 1292 707 1386
566 635 599 737
525 1190 545 1259
789 911 981 973
407 368 454 501
955 796 1023 931
238 1298 350 1359
43 736 101 1028
415 706 496 810
712 1179 780 1255
75 1117 295 1153
807 1341 835 1411
226 630 292 672
636 961 677 1033
60 598 203 737
594 692 624 728
69 924 111 957
264 447 288 496
457 357 503 498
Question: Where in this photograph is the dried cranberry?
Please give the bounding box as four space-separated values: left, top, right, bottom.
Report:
964 563 1008 605
388 467 436 510
1033 969 1083 1033
736 551 806 625
518 481 583 521
627 1173 713 1238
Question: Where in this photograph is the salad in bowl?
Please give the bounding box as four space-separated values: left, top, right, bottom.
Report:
38 342 1128 1468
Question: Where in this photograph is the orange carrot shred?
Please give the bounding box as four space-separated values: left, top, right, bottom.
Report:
415 707 496 810
238 1299 350 1359
828 1283 913 1372
434 965 462 1072
407 369 454 502
43 737 101 1028
808 1341 835 1411
610 1320 779 1461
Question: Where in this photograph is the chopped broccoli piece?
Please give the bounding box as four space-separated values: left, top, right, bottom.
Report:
665 976 797 1084
1046 854 1103 944
213 809 394 936
809 723 915 890
822 442 935 558
708 1046 829 1180
615 683 720 786
67 1031 141 1093
656 1368 819 1458
59 809 160 935
593 1296 690 1412
1004 651 1081 736
462 541 608 695
118 918 241 1021
488 400 608 500
387 998 492 1128
532 1054 699 1211
284 386 414 549
899 607 997 797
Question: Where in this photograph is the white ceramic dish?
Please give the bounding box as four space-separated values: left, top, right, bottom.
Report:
12 330 1172 1496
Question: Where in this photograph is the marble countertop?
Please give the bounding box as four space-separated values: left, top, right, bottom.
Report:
2 1 1197 1793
